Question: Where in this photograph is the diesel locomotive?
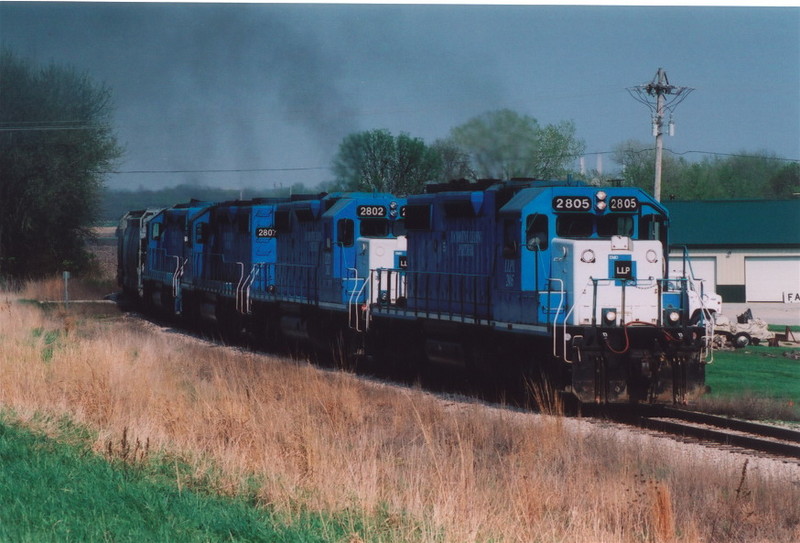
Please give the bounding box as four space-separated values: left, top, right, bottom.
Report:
118 179 720 404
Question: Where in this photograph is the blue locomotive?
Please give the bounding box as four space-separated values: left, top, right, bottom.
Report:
117 179 718 404
118 191 407 349
368 179 719 403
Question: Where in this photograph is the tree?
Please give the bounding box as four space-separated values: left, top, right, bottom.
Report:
768 163 800 198
449 109 585 179
429 138 475 182
612 140 657 189
612 139 697 198
331 129 442 194
0 49 122 279
612 141 797 200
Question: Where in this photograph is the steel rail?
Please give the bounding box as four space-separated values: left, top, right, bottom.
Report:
634 407 800 459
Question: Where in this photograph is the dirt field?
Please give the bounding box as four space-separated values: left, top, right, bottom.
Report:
88 227 117 281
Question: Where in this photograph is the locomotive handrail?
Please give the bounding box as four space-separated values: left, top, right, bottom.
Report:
235 261 256 315
193 251 244 292
234 261 245 312
271 263 320 305
548 278 566 359
346 267 367 332
368 268 408 312
400 269 491 324
171 256 185 298
239 263 262 314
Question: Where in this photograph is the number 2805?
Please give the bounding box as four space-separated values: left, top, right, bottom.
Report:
552 196 591 211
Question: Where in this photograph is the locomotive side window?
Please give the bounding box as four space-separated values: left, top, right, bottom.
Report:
151 222 161 240
597 215 634 237
360 219 389 238
525 214 548 250
556 215 593 237
337 218 354 247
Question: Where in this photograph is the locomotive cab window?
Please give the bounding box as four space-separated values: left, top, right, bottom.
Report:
640 214 666 243
337 218 354 247
360 219 389 238
525 214 548 250
597 215 634 238
556 214 593 238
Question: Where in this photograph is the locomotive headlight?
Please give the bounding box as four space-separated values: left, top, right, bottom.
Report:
603 309 617 324
596 201 607 211
389 201 398 210
596 190 607 201
646 249 658 263
668 311 681 323
580 249 596 263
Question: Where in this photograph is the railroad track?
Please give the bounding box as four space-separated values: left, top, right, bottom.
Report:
609 406 800 460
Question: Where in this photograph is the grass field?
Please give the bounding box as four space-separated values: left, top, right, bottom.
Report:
0 416 347 542
2 278 800 542
706 347 799 401
700 346 800 420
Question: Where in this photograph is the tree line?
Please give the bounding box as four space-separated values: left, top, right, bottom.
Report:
2 48 798 280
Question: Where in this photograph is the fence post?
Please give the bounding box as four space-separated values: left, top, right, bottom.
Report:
63 271 70 308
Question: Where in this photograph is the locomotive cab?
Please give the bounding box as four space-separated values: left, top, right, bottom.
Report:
535 191 714 404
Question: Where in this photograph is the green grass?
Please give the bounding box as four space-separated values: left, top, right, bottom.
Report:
0 416 365 542
701 345 800 421
706 346 800 402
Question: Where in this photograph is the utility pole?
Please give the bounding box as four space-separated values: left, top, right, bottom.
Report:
627 68 693 201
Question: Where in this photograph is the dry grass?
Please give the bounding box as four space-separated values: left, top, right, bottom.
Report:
1 284 799 542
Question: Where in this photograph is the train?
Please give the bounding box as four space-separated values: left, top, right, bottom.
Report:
117 178 721 405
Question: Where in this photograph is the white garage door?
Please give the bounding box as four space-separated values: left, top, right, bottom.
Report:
745 257 800 302
669 257 716 293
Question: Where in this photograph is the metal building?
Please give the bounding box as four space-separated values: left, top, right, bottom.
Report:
667 200 800 303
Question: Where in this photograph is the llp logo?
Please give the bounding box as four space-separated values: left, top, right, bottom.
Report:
608 254 635 283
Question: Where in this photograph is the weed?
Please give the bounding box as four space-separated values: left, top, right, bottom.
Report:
2 288 799 542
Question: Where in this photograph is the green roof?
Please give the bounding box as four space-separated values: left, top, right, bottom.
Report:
666 199 800 248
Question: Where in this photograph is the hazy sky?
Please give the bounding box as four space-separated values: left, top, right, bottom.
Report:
2 2 798 191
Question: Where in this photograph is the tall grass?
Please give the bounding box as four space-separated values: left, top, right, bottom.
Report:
1 288 799 542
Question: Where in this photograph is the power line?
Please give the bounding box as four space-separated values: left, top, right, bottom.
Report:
0 125 99 132
664 149 800 162
601 147 800 163
101 149 799 177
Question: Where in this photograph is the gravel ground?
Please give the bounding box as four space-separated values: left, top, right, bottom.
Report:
564 415 800 483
